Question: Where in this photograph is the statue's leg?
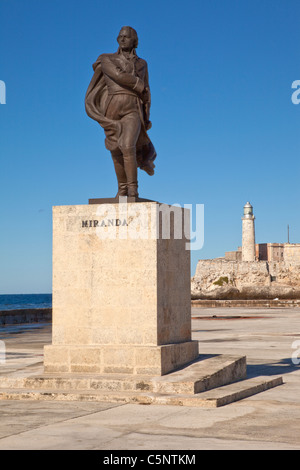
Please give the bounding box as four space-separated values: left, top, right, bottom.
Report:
120 112 141 198
106 97 141 197
121 146 139 198
111 149 128 197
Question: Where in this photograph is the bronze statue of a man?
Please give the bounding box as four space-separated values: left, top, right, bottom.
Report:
85 26 156 198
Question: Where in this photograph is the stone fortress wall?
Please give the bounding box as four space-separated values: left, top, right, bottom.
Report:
191 258 300 300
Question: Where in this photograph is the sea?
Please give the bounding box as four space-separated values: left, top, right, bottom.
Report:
0 294 52 311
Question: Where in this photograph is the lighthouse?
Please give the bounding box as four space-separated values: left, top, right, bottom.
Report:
242 202 256 261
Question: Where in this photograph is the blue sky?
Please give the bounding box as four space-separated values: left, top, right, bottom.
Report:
0 0 299 294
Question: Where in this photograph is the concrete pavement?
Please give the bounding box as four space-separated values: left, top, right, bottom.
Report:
0 307 300 450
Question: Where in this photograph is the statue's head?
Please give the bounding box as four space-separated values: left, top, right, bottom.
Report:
117 26 138 50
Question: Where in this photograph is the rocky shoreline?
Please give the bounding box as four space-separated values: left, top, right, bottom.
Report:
191 259 300 300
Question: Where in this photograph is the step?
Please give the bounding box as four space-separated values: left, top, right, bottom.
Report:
0 376 283 407
0 355 247 395
161 376 284 407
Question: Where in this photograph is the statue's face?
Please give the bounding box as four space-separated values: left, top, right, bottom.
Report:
117 28 135 50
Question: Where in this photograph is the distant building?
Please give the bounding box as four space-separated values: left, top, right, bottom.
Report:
193 202 300 299
284 244 300 264
224 202 299 264
225 247 242 262
255 243 284 262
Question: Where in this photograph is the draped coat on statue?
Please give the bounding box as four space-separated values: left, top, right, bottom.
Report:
85 51 156 175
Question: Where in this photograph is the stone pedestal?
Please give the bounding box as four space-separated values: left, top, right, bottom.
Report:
44 201 198 375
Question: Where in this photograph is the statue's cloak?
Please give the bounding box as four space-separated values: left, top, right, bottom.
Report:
85 55 156 175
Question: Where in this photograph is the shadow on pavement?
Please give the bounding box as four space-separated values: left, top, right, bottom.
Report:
247 358 300 379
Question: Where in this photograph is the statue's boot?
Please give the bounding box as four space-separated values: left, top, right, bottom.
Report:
111 151 128 197
122 147 139 198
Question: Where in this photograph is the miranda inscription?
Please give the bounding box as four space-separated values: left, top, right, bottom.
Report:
82 219 128 228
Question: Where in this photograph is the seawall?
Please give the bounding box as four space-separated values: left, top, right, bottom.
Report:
0 308 52 325
192 299 300 308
